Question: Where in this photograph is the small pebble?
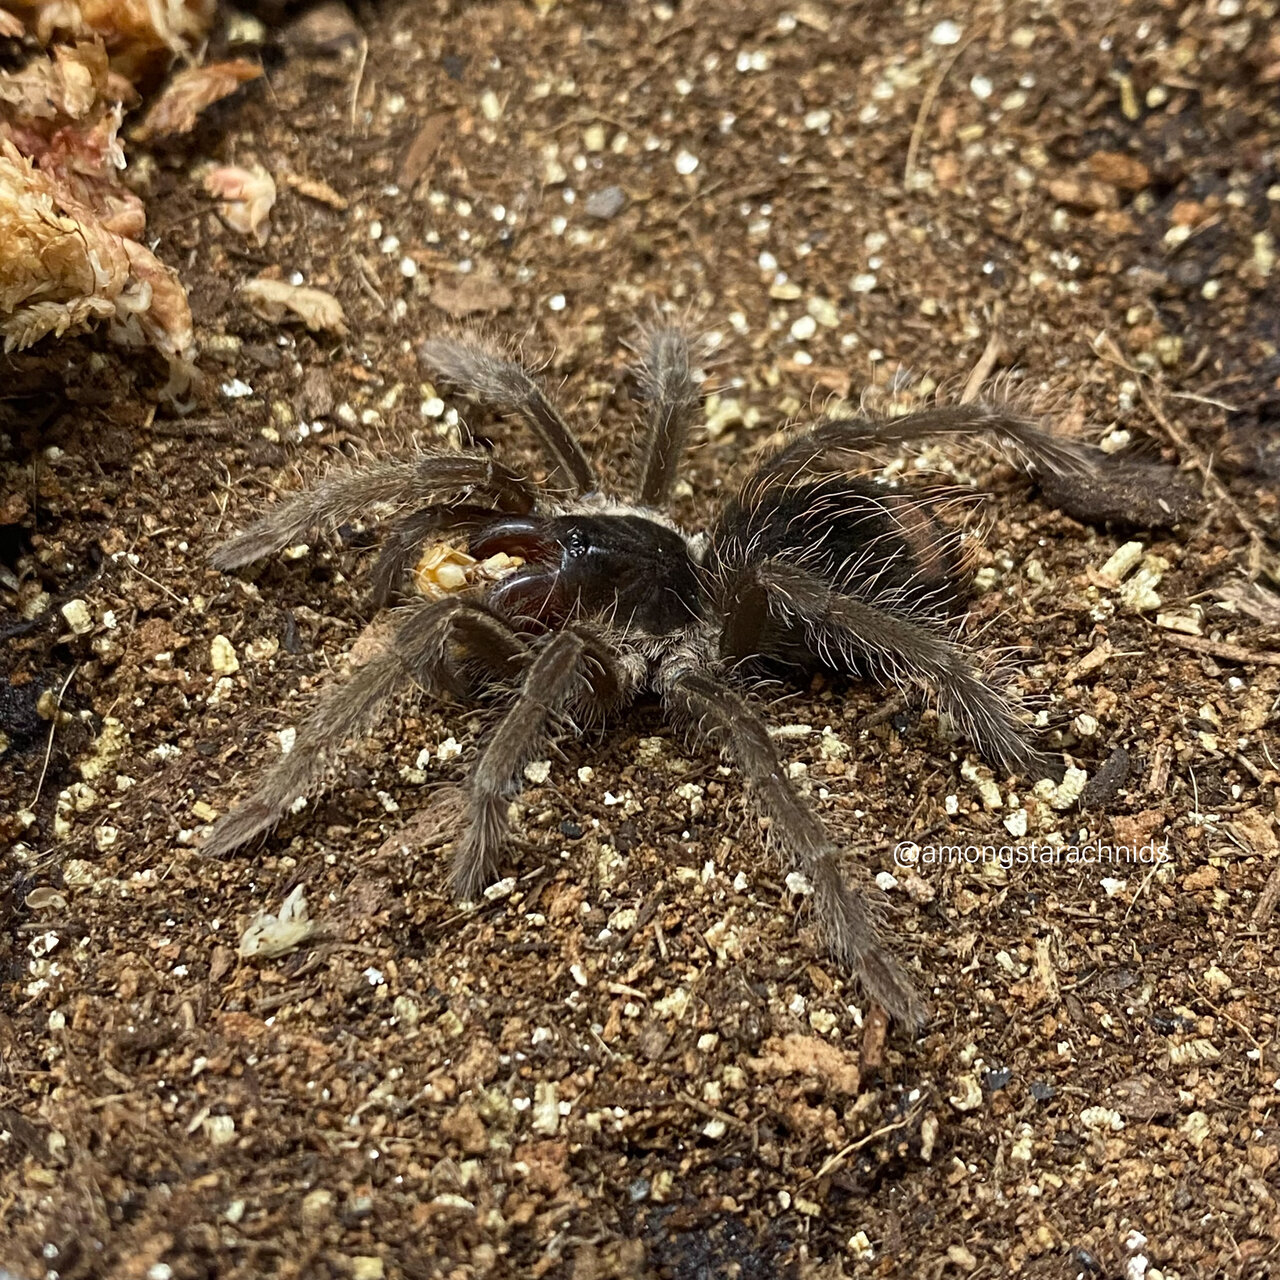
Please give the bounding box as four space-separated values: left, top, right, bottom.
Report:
584 185 626 219
1097 541 1144 585
1072 713 1099 738
789 314 817 341
484 877 516 901
807 296 840 328
61 599 93 635
210 635 240 675
1117 557 1168 614
784 871 813 896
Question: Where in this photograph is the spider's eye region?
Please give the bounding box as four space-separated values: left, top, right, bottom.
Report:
537 513 704 633
562 528 592 559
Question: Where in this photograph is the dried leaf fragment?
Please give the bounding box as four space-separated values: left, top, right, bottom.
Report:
240 276 347 334
237 884 316 959
204 161 275 243
133 57 261 140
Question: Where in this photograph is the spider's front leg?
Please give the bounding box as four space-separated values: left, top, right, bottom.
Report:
211 451 538 571
420 336 596 495
203 597 530 858
660 666 923 1027
452 628 633 899
632 324 700 508
721 560 1055 780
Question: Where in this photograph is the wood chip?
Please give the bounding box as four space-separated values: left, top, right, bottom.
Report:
1087 150 1151 190
747 1033 861 1096
429 272 513 317
1162 633 1280 668
399 111 451 188
282 173 349 210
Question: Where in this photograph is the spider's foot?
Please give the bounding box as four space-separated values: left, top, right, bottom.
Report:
449 836 502 903
203 798 279 858
859 949 929 1034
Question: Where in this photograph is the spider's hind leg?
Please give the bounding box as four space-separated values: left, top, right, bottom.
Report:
720 559 1056 780
748 402 1199 530
660 667 924 1027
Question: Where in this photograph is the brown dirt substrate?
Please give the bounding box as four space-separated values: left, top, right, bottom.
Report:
3 2 1279 1277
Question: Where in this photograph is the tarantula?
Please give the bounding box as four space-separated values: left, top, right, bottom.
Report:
205 325 1195 1025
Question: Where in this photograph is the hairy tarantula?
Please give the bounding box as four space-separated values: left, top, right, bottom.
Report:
205 326 1195 1025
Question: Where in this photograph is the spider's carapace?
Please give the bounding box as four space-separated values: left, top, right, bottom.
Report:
468 510 704 634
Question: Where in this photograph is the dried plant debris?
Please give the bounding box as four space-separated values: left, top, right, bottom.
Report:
0 43 138 232
239 276 346 334
5 0 216 81
0 0 246 379
237 884 316 960
0 42 198 372
0 139 193 375
204 161 276 243
132 58 262 141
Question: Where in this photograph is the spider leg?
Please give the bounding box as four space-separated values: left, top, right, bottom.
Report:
212 452 537 570
660 666 923 1027
750 403 1098 493
420 335 596 494
633 325 700 508
452 628 629 900
203 597 530 858
749 404 1197 528
725 560 1055 779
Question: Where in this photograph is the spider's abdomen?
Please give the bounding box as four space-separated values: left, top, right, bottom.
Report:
470 512 704 634
711 478 964 612
707 478 965 669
